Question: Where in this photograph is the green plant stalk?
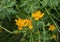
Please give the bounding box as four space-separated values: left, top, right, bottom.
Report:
29 38 31 42
52 15 60 22
39 33 41 42
20 31 26 41
53 6 59 14
42 22 45 42
37 21 38 30
45 8 59 42
0 25 14 34
37 21 41 42
29 32 34 42
37 21 38 41
31 32 34 42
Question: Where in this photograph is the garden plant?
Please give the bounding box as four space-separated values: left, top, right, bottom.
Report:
0 0 60 42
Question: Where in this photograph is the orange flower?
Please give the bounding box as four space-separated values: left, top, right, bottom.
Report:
32 10 44 20
15 18 33 30
15 18 26 30
25 18 33 29
48 24 55 31
18 27 23 30
28 25 33 29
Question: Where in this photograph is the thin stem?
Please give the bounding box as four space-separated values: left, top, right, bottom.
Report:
37 21 41 42
42 22 45 42
20 31 26 41
39 33 41 42
0 25 14 34
53 7 59 14
52 14 60 22
37 21 38 30
29 31 34 42
31 32 34 42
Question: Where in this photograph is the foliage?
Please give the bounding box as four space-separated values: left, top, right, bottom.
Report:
0 0 60 42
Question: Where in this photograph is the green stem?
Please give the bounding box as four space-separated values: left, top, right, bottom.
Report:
52 14 60 22
42 22 45 42
39 33 41 42
53 6 59 14
37 21 41 42
20 31 26 41
29 32 34 42
31 32 34 42
37 21 38 30
0 25 14 34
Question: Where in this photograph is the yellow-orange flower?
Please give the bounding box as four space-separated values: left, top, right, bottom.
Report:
15 18 33 30
25 18 33 29
18 26 23 30
48 24 55 31
32 10 44 20
15 18 26 30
